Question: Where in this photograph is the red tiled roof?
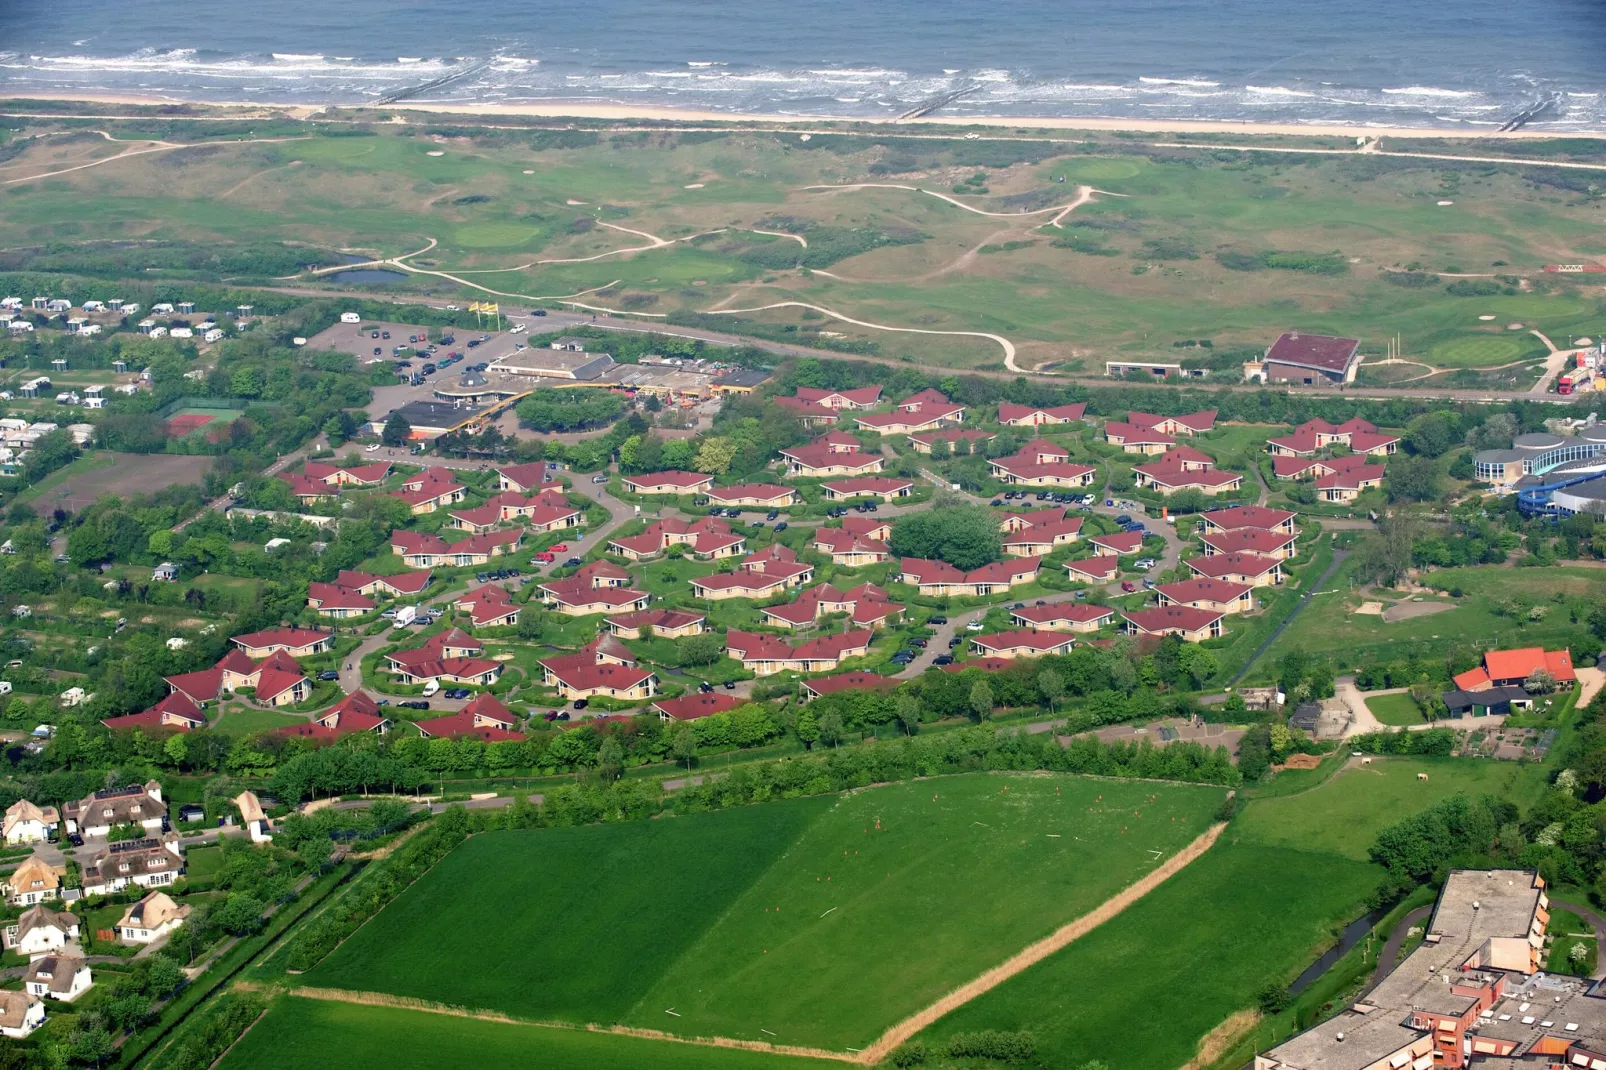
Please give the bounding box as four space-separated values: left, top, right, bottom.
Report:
1121 605 1224 634
706 483 794 504
802 671 899 697
1273 455 1326 478
1199 528 1297 555
1128 409 1217 433
970 630 1076 654
496 462 556 492
307 581 375 612
1483 647 1575 684
1314 463 1385 490
606 608 705 633
1103 421 1174 446
780 444 882 472
940 657 1013 674
1066 556 1119 580
897 388 956 411
102 691 207 732
773 396 840 421
415 712 525 742
1187 552 1281 579
821 476 911 496
306 690 389 735
1011 603 1113 626
1155 578 1251 606
910 428 997 448
1089 531 1144 555
796 385 882 407
165 667 225 703
233 628 330 652
621 470 712 492
998 402 1087 424
1200 506 1296 531
652 692 744 721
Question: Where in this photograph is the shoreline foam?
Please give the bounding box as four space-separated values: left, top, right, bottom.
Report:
6 90 1605 140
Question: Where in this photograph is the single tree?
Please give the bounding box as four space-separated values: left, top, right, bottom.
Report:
598 735 625 781
671 724 698 771
969 679 994 722
796 708 820 750
1037 668 1065 714
381 412 412 447
895 694 921 737
819 710 844 749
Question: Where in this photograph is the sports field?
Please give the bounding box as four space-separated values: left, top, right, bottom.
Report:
216 996 832 1070
3 119 1602 372
304 773 1225 1051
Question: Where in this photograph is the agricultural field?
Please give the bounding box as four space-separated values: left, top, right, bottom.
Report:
2 119 1603 373
915 841 1381 1070
302 772 1226 1051
14 450 212 512
217 996 832 1070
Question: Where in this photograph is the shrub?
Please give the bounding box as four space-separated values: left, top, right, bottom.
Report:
890 1041 928 1066
1384 270 1439 288
946 1030 1037 1063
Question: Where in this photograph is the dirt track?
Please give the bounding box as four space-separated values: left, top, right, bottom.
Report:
856 820 1227 1064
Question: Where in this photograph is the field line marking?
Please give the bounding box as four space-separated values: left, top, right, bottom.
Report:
855 820 1228 1065
285 988 861 1063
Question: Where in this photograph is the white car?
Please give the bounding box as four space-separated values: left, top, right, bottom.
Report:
365 443 382 452
966 620 985 631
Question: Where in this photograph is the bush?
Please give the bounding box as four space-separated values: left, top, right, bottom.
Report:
946 1030 1037 1063
151 991 267 1070
890 1041 928 1067
1384 270 1439 288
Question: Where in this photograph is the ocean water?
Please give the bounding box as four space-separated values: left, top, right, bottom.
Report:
2 0 1605 129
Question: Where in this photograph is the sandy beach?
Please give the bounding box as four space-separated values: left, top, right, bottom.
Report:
7 90 1606 141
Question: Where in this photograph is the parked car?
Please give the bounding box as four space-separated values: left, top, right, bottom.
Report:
929 615 947 625
1142 579 1156 590
966 620 984 631
556 712 570 721
949 636 963 648
910 638 928 648
565 557 582 566
1074 590 1087 600
989 499 1004 507
774 522 788 532
476 572 489 583
543 711 560 721
370 330 380 339
317 670 340 681
934 655 954 665
723 680 737 690
365 443 381 452
592 473 609 483
699 681 714 694
573 698 589 709
532 551 555 562
766 510 779 520
1134 557 1155 570
1115 514 1132 525
398 700 430 710
1121 581 1137 592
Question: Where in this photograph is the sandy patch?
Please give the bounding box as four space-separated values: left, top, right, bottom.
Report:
684 182 704 189
177 617 205 628
492 653 517 662
1354 601 1386 616
566 199 586 205
140 615 156 624
1382 601 1454 624
99 610 119 618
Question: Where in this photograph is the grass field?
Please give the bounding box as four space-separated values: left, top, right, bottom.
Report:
1232 756 1548 861
915 841 1381 1070
5 119 1605 371
1262 561 1605 672
1365 693 1426 726
217 996 834 1070
304 773 1224 1051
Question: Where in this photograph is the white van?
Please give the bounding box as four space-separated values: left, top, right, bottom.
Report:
421 680 440 697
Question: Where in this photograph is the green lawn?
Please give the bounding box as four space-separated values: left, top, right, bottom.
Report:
1365 692 1426 726
915 842 1380 1070
1232 756 1549 861
218 996 837 1070
304 773 1223 1051
184 845 226 884
214 707 312 735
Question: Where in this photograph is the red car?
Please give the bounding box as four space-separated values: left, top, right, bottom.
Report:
1121 581 1137 592
532 552 555 563
549 543 568 553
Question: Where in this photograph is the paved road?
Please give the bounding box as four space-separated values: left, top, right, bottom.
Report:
261 285 1581 406
1369 905 1433 990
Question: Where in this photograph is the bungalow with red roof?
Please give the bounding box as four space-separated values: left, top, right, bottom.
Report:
1244 332 1361 386
652 692 744 721
620 470 715 496
1132 449 1243 496
1002 517 1084 557
389 528 523 568
237 650 313 707
772 396 841 427
605 608 706 639
303 460 393 487
898 556 1039 597
391 467 467 514
511 497 585 532
690 546 814 600
1102 422 1175 454
306 581 376 619
761 582 900 630
283 690 391 740
1267 418 1391 457
726 629 874 676
778 433 884 478
1197 505 1297 536
989 440 1098 488
384 629 502 686
1155 578 1254 615
819 476 915 502
1198 527 1299 560
608 515 745 561
336 569 433 599
1453 647 1574 692
494 462 557 494
279 473 336 504
800 671 900 701
794 386 883 410
454 584 521 628
998 402 1087 427
853 389 966 434
941 657 1014 675
232 628 333 659
417 693 526 741
1009 603 1115 633
706 483 797 508
998 507 1070 533
969 630 1077 659
812 526 891 566
102 692 209 733
1089 530 1143 557
1066 556 1120 583
1314 457 1386 502
540 637 658 701
907 428 996 455
1186 552 1283 587
1127 410 1217 436
537 561 651 615
446 503 506 534
1121 605 1225 642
